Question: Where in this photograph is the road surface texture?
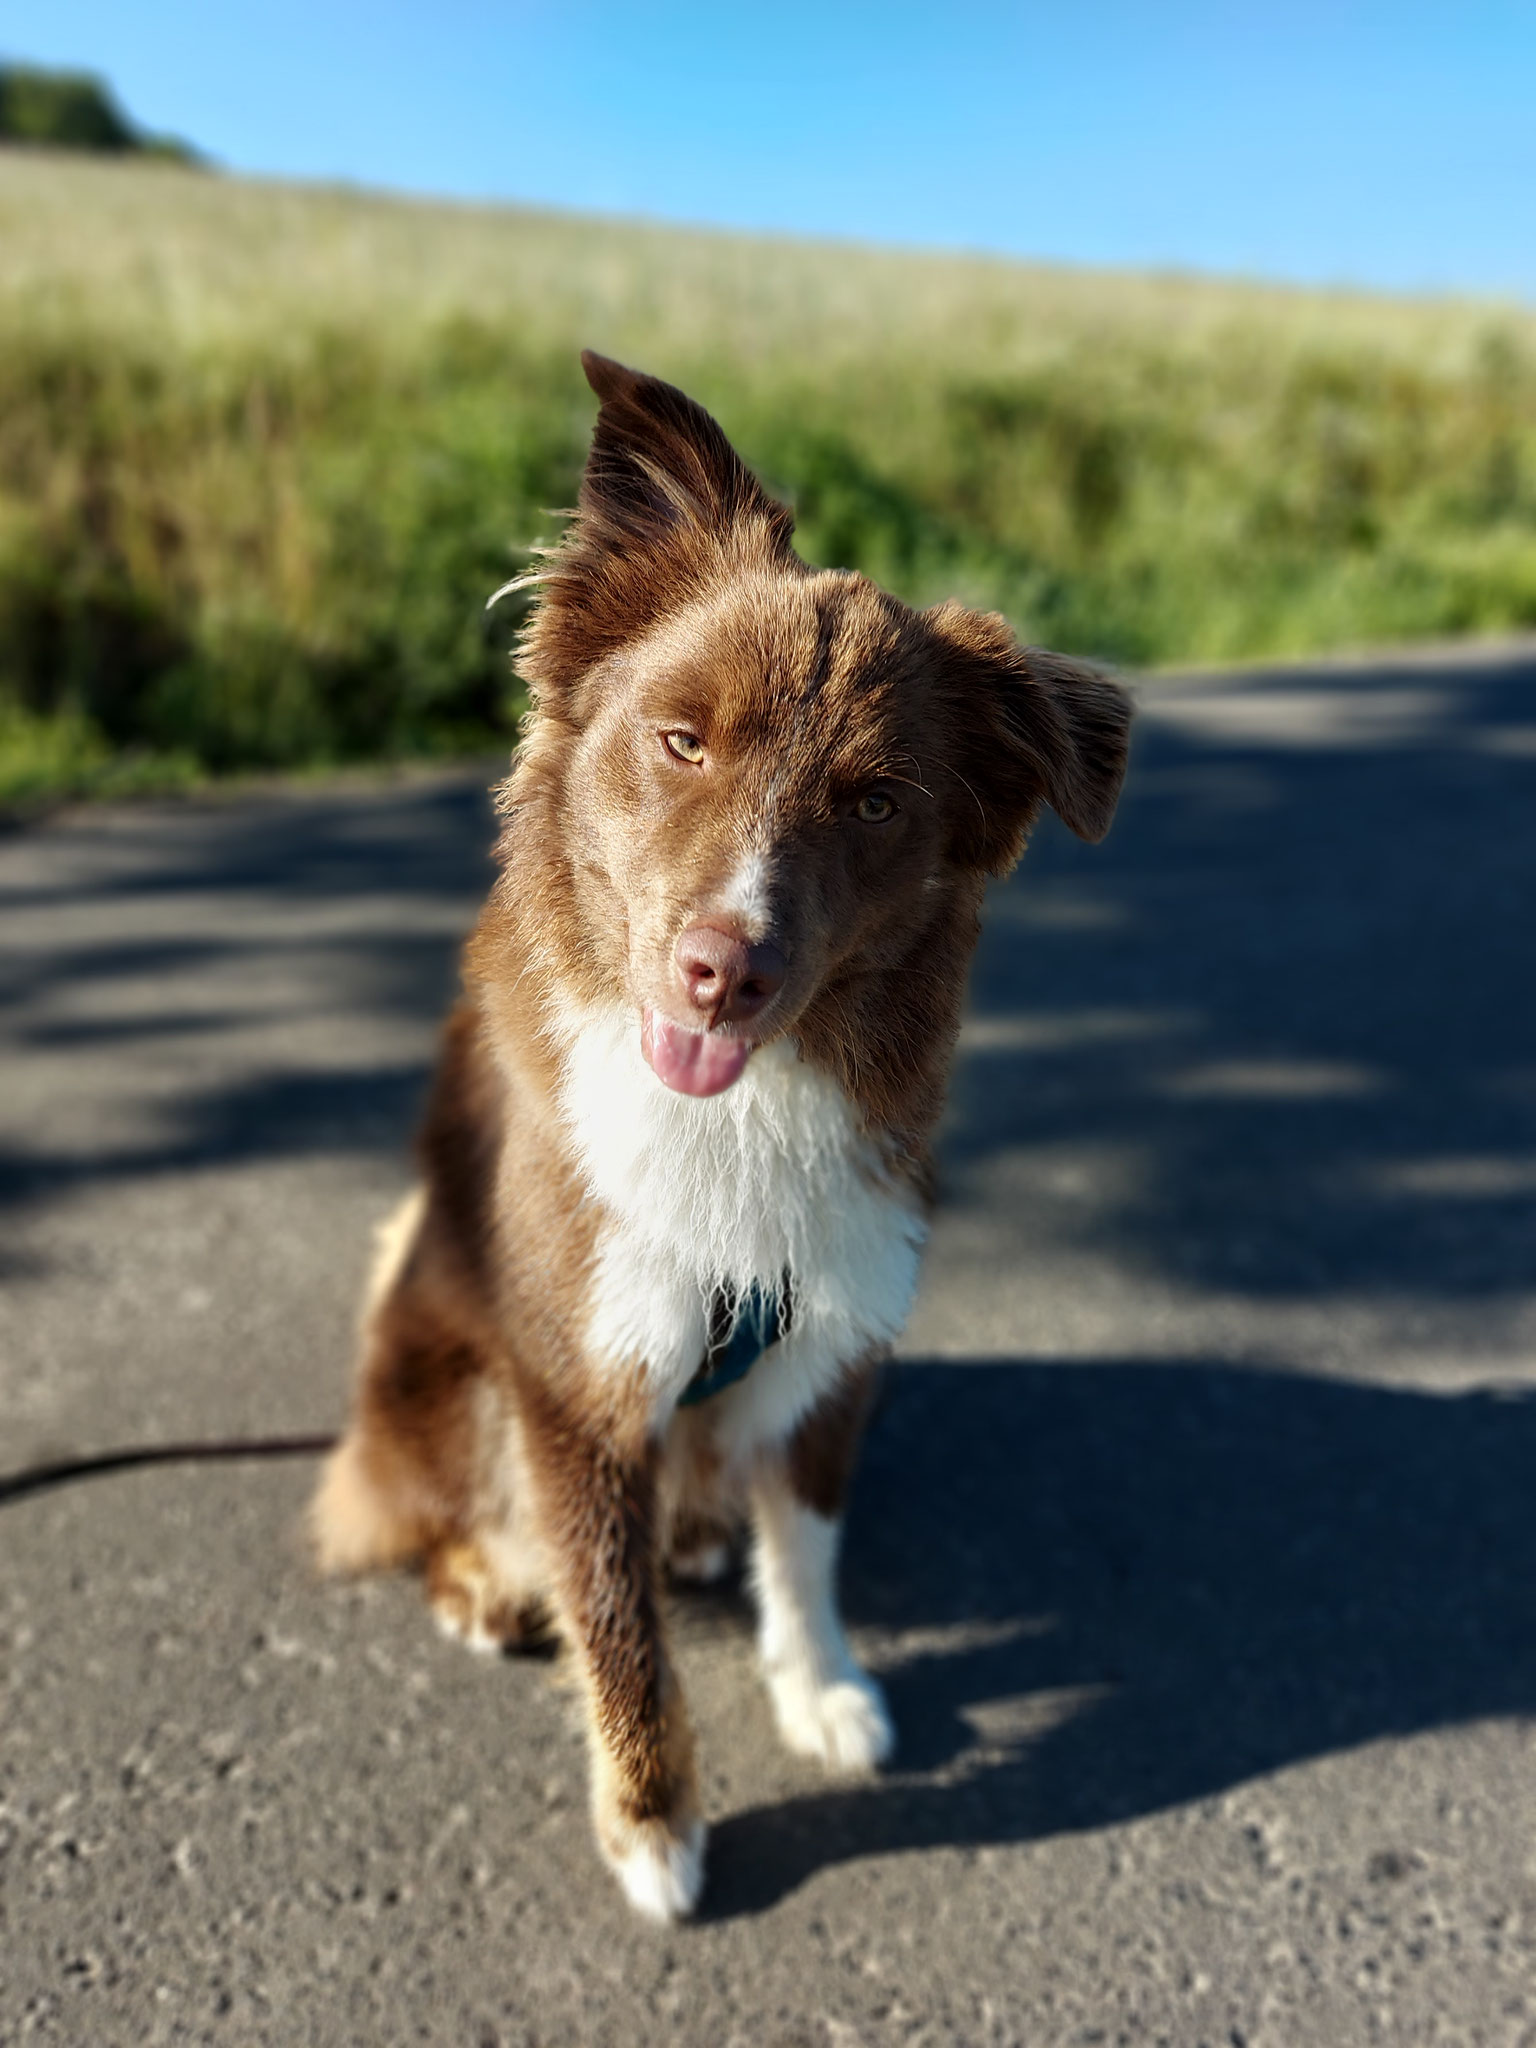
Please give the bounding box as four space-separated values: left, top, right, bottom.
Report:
4 642 1536 2047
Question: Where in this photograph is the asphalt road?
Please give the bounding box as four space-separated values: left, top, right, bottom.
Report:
4 641 1536 2047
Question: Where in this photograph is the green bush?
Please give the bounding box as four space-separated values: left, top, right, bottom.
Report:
0 325 580 780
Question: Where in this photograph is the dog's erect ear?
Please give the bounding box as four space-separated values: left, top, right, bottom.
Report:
577 351 793 558
516 353 795 704
927 601 1133 874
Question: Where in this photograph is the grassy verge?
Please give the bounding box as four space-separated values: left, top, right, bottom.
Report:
3 152 1535 805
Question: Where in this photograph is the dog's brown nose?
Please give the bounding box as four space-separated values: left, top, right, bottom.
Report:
674 923 788 1027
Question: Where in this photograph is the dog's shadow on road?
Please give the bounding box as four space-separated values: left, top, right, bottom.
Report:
705 1354 1536 1918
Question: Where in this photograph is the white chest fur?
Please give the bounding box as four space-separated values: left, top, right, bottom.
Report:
556 1008 926 1450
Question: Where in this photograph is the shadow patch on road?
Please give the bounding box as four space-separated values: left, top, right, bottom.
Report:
0 772 497 924
706 1352 1536 1917
0 1065 433 1213
0 776 497 1214
942 648 1536 1304
0 773 492 1020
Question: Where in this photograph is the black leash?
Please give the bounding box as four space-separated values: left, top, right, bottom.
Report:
4 1272 800 1504
0 1433 336 1507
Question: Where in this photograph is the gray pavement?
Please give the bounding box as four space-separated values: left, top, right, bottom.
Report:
3 642 1536 2046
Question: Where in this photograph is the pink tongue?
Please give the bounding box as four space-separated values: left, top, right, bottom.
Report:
642 1009 751 1097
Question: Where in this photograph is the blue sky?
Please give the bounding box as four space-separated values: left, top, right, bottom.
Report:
11 2 1536 298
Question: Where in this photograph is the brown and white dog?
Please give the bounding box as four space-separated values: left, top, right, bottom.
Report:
312 351 1132 1920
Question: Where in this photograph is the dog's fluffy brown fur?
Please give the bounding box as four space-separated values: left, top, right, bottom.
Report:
312 351 1132 1919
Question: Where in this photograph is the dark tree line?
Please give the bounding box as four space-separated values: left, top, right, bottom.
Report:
0 62 200 161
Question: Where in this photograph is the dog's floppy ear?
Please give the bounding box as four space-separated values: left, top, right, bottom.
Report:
927 601 1133 874
516 352 795 703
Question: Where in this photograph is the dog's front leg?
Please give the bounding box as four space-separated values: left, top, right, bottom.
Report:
750 1363 894 1773
522 1385 703 1920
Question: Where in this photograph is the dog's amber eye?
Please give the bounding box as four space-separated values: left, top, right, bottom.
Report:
661 730 706 765
854 789 896 824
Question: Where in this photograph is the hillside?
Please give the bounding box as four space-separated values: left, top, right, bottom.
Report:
2 151 1533 800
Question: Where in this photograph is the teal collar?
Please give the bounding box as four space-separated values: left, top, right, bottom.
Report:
678 1276 792 1407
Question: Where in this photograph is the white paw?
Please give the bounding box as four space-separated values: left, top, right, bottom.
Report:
432 1605 502 1655
769 1667 895 1773
607 1816 707 1922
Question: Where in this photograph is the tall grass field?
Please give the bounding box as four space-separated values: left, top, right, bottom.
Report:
3 150 1535 801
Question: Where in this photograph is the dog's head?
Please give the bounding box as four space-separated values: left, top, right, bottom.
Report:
508 351 1132 1098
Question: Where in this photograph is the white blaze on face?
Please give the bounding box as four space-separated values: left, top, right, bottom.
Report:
717 849 774 939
